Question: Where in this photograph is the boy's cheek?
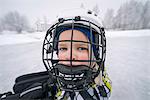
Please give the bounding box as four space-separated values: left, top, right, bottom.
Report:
58 53 64 59
79 56 88 60
57 55 89 66
78 53 89 60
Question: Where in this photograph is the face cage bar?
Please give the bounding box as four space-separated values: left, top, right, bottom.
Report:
42 17 106 91
42 17 106 71
43 40 103 66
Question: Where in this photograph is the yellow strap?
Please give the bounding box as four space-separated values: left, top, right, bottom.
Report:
102 67 112 93
91 83 96 88
56 88 62 97
102 75 112 93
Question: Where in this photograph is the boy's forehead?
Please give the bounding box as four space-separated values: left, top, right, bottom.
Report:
59 30 88 41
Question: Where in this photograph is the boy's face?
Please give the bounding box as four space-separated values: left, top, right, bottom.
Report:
58 30 89 66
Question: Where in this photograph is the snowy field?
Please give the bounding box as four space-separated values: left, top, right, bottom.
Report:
0 30 150 100
0 31 45 45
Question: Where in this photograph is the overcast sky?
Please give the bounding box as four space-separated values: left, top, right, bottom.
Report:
0 0 147 24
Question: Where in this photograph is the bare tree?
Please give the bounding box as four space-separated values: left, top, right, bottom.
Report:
43 16 48 31
0 20 2 33
114 0 144 30
142 0 150 28
1 11 30 33
35 18 42 32
103 9 115 29
80 3 85 8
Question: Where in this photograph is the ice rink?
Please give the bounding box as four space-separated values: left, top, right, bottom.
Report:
0 30 150 100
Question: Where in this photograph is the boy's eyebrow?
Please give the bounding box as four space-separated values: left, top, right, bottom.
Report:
74 43 88 47
58 43 66 46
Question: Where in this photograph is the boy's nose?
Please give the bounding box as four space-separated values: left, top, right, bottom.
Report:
66 49 77 60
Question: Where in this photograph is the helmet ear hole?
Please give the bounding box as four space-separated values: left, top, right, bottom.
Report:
46 45 53 54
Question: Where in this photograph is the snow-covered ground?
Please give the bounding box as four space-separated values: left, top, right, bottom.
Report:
106 30 150 100
0 31 45 46
0 30 150 100
106 29 150 37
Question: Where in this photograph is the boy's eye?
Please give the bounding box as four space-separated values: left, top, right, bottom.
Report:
78 47 88 51
59 47 67 51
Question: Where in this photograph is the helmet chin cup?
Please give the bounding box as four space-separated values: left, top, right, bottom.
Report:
54 64 96 91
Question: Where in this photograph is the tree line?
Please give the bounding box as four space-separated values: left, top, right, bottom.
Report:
0 0 149 33
0 11 49 33
103 0 150 30
0 11 31 33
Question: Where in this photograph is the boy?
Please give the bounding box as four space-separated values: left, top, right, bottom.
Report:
0 9 112 100
42 9 112 100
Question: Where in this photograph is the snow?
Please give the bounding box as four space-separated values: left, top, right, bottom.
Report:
0 29 150 100
106 29 150 37
0 31 45 46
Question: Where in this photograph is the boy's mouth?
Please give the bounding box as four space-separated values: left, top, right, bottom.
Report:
53 63 95 81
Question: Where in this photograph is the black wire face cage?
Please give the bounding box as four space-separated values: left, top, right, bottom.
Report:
42 16 106 91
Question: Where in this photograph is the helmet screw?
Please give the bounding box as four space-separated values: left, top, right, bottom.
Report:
58 18 64 23
75 16 81 21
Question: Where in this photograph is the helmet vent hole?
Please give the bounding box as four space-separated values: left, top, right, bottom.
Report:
87 10 92 14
